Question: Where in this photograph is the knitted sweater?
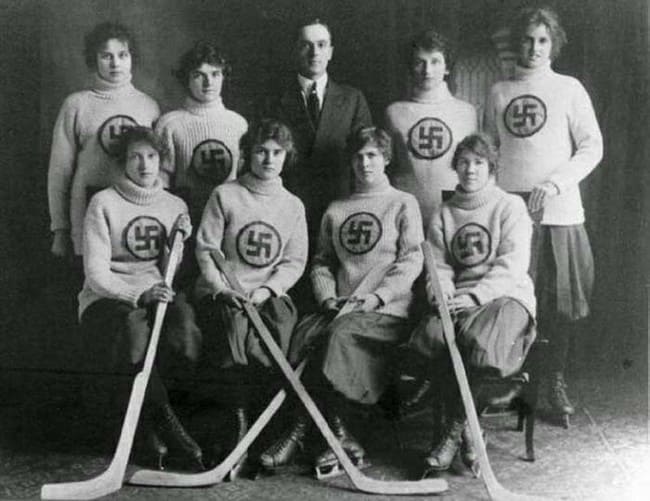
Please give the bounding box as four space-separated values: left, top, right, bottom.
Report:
78 175 189 318
485 63 603 225
427 180 536 317
384 83 478 227
311 175 424 319
48 75 160 254
194 173 308 299
156 97 248 223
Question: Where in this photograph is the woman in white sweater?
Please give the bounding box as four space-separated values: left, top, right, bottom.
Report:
409 133 536 475
485 6 603 423
80 127 202 471
48 22 160 263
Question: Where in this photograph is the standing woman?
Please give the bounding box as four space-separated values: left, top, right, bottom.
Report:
194 119 307 460
485 6 603 424
48 22 160 263
80 127 203 470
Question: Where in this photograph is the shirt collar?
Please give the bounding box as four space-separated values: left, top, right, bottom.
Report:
297 72 328 104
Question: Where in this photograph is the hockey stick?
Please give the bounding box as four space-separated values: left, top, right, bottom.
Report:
41 230 186 500
213 250 448 495
421 241 552 501
127 260 392 487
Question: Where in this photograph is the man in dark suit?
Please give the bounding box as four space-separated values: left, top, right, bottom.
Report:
272 19 373 252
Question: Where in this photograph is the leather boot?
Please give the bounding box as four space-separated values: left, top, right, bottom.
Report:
424 418 465 472
154 402 205 470
259 414 309 469
315 414 366 478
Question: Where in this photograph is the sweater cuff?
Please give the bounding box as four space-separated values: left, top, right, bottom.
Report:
121 286 149 309
373 287 392 308
312 274 337 306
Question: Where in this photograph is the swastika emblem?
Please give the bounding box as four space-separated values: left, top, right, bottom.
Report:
339 212 382 255
407 117 453 160
504 94 547 138
191 139 233 184
236 221 282 268
451 223 492 268
98 115 138 156
123 216 166 261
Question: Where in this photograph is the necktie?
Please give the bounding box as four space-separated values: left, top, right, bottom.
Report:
307 82 320 127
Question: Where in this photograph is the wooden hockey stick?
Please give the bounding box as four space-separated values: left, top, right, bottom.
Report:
127 258 395 487
421 241 552 501
213 251 448 495
41 230 186 500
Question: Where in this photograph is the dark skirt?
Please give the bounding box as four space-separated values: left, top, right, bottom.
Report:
408 297 536 378
195 294 297 370
531 224 594 322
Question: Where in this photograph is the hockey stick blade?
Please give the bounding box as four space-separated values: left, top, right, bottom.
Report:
128 261 388 487
127 360 306 486
212 251 448 495
41 232 186 500
422 242 553 501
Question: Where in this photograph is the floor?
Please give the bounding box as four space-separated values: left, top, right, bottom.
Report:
1 366 648 501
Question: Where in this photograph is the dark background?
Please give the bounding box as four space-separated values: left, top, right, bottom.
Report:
0 0 648 392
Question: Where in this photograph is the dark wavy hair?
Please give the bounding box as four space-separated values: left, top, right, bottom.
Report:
410 29 455 74
239 119 296 174
346 126 392 163
84 22 137 70
510 6 567 61
451 133 499 175
116 126 167 165
173 40 231 87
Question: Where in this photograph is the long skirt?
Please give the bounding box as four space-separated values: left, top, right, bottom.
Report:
290 311 412 405
408 297 536 379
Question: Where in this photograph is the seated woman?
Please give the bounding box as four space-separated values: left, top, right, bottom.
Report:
193 118 308 462
260 126 424 476
79 127 203 470
408 133 536 474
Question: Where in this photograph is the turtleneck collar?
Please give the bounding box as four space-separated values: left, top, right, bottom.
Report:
183 96 225 116
239 172 284 196
514 61 553 81
114 174 164 205
353 173 391 195
449 178 500 210
411 81 453 104
91 73 134 97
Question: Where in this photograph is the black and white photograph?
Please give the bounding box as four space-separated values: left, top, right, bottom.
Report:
0 0 648 499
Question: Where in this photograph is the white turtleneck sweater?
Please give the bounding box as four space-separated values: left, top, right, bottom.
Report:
194 172 308 300
79 175 188 318
311 175 424 319
48 74 160 255
384 82 478 227
156 97 248 224
485 63 603 225
427 179 536 317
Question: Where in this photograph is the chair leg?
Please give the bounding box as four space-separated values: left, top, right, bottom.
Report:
523 376 540 462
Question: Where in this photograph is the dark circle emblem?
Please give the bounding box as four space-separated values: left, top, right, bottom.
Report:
236 221 282 268
451 223 492 268
407 117 453 160
503 94 547 138
339 212 382 255
123 216 166 261
98 115 138 156
191 139 233 184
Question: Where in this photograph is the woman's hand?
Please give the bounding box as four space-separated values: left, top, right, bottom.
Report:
51 230 72 258
139 282 175 306
528 181 559 214
447 293 477 313
322 297 348 312
350 293 382 312
171 213 192 241
217 289 248 308
250 287 272 306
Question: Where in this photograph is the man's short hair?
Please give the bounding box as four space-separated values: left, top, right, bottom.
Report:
295 18 333 44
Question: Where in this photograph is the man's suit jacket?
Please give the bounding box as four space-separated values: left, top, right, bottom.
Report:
271 79 373 243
